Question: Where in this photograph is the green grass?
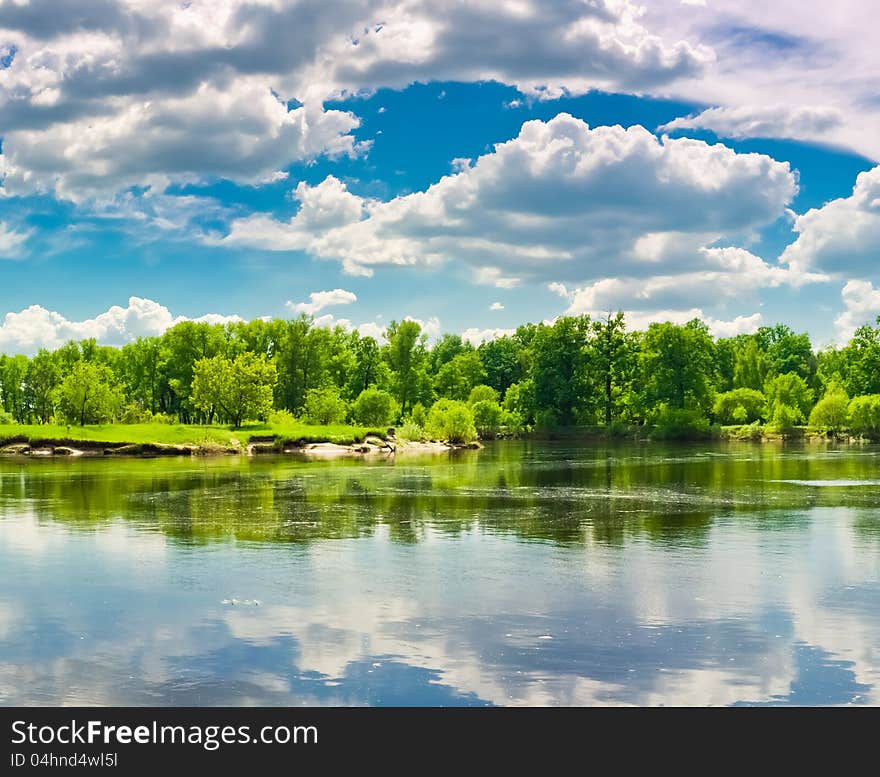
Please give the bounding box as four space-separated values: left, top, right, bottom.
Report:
0 421 388 449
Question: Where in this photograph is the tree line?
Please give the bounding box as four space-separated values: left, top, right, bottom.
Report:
3 312 880 440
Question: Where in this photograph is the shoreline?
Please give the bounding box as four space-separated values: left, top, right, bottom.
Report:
0 434 481 459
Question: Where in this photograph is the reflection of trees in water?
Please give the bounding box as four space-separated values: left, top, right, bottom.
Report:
4 442 880 547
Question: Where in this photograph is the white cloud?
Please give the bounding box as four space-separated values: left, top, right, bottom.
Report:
834 280 880 343
0 221 30 257
489 302 504 311
612 308 763 338
781 166 880 277
225 115 798 293
461 327 516 346
0 296 242 355
0 1 712 202
643 0 880 159
287 288 357 315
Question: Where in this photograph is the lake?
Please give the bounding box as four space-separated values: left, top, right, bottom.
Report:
1 441 878 706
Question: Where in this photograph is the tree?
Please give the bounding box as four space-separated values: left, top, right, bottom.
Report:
350 388 398 426
764 372 813 424
848 395 880 438
809 386 849 433
55 362 124 426
191 352 276 428
713 388 766 424
0 354 29 422
302 387 348 425
425 399 477 443
478 336 523 396
530 315 592 426
640 320 716 413
590 311 631 425
384 320 429 416
468 385 499 405
434 351 487 401
471 399 503 437
24 349 61 423
733 338 768 391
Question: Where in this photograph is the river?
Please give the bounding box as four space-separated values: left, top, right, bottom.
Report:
1 441 878 705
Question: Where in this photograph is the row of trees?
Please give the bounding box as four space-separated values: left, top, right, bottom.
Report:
2 312 880 437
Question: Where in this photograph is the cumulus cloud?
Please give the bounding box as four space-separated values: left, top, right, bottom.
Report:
834 280 880 343
0 296 241 355
286 288 357 315
643 0 880 158
461 327 516 346
489 302 504 311
616 308 763 338
225 114 804 318
781 166 880 277
0 0 712 202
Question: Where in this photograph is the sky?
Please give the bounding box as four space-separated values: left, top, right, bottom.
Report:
1 0 879 355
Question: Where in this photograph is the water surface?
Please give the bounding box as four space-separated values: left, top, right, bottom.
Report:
1 441 879 706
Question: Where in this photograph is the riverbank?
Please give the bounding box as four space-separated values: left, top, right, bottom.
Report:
0 423 478 458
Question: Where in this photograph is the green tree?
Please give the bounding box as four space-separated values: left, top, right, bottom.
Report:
467 384 499 405
384 320 429 415
809 386 849 433
478 336 523 396
764 372 813 423
530 316 592 426
733 337 768 390
24 349 61 424
434 351 487 401
55 362 124 426
350 387 398 426
191 352 277 428
640 320 716 413
590 311 631 425
0 354 29 422
713 388 766 424
302 387 348 425
425 399 477 444
848 395 880 439
471 399 503 437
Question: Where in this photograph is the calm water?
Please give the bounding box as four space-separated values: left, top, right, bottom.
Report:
1 441 879 706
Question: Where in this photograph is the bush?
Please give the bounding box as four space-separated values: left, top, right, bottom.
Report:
848 395 880 439
713 388 765 424
269 409 298 426
500 409 525 435
0 410 13 424
771 402 801 433
468 385 499 405
119 403 152 424
764 373 813 423
350 388 399 426
302 388 348 425
425 399 477 444
809 388 849 433
409 402 428 428
471 399 503 438
397 420 425 441
650 406 712 440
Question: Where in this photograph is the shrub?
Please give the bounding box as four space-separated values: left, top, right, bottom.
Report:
119 403 152 424
771 402 801 433
500 409 525 435
269 409 298 426
397 420 425 441
425 399 477 444
848 395 880 439
468 385 500 405
809 388 849 433
650 405 712 440
764 373 813 423
471 399 503 438
350 388 399 426
302 387 348 425
409 402 428 428
713 388 766 424
0 410 13 424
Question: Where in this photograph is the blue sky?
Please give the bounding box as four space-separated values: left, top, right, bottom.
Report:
1 1 879 354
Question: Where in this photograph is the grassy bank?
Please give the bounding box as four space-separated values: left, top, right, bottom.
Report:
0 421 389 453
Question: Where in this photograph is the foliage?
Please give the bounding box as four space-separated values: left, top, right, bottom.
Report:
649 405 713 440
350 387 399 426
770 402 801 433
468 384 499 405
302 387 348 426
55 362 124 426
713 388 766 424
808 386 849 433
764 372 813 423
471 399 503 437
397 420 426 442
191 352 277 428
848 395 880 439
425 399 477 444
